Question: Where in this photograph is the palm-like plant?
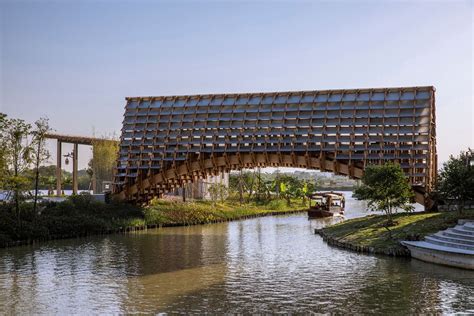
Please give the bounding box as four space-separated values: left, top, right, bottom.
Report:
301 181 309 206
280 182 291 206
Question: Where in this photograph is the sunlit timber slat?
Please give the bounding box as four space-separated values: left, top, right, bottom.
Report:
45 133 119 146
113 86 437 207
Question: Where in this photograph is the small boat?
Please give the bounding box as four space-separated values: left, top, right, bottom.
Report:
308 192 345 218
401 220 474 270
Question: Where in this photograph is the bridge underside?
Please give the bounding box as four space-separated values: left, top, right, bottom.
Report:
114 86 437 208
115 152 430 207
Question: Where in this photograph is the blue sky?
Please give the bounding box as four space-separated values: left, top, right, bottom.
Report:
1 0 473 169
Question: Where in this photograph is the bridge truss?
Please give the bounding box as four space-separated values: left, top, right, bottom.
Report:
114 86 437 207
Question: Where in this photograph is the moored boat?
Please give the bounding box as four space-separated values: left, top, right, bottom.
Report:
308 192 345 218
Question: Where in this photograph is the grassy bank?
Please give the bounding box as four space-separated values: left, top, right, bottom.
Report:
317 210 474 256
0 196 307 248
143 198 305 226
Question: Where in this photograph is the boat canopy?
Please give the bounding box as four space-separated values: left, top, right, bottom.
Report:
309 192 345 200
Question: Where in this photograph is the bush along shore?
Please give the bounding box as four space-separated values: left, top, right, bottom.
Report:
0 195 307 248
315 210 474 256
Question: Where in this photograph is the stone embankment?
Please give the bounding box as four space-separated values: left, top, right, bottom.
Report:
401 220 474 269
315 228 410 257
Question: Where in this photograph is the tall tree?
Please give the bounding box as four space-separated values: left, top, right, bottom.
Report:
31 118 51 213
91 137 119 193
437 149 474 212
3 117 34 222
354 163 414 226
0 113 7 188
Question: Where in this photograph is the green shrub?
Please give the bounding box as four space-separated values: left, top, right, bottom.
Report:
143 207 169 225
0 194 305 247
267 199 287 211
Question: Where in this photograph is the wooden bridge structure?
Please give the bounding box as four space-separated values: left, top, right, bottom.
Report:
113 86 437 208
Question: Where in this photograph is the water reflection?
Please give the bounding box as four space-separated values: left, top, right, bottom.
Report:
0 194 472 314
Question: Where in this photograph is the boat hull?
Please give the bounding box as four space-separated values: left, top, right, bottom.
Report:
308 210 333 218
308 208 344 218
402 242 474 270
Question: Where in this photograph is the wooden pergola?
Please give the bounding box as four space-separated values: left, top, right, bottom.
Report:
45 133 118 195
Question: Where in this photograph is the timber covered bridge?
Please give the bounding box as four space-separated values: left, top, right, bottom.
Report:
113 86 437 208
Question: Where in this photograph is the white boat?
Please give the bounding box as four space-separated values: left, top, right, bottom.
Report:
401 220 474 270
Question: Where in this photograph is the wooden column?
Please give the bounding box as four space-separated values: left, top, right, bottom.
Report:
92 175 97 194
56 140 62 196
73 143 78 195
91 145 97 193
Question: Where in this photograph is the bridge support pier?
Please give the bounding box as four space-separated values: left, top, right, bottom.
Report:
414 189 436 212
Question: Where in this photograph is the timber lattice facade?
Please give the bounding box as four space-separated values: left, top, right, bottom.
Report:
114 86 437 207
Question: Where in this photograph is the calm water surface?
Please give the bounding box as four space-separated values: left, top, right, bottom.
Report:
0 193 473 314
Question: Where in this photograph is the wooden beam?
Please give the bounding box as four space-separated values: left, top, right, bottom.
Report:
45 133 118 146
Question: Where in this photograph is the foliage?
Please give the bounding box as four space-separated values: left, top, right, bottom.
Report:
31 117 51 213
208 183 228 204
277 174 305 206
354 163 414 225
91 137 119 193
229 170 319 207
266 199 287 211
20 165 92 191
1 115 35 222
279 181 291 205
0 196 143 247
298 181 314 206
229 169 357 196
0 113 7 188
144 198 305 226
0 194 308 247
229 170 276 203
437 149 474 211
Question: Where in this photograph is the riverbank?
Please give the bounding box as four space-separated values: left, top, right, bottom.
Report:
315 210 474 256
0 196 306 248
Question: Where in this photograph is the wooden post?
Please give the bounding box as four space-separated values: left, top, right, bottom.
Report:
56 140 62 196
73 143 78 195
92 173 97 194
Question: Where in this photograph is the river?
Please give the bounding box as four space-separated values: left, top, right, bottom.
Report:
0 193 472 314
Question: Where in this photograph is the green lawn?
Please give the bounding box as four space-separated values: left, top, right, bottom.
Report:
144 198 307 226
320 210 474 254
